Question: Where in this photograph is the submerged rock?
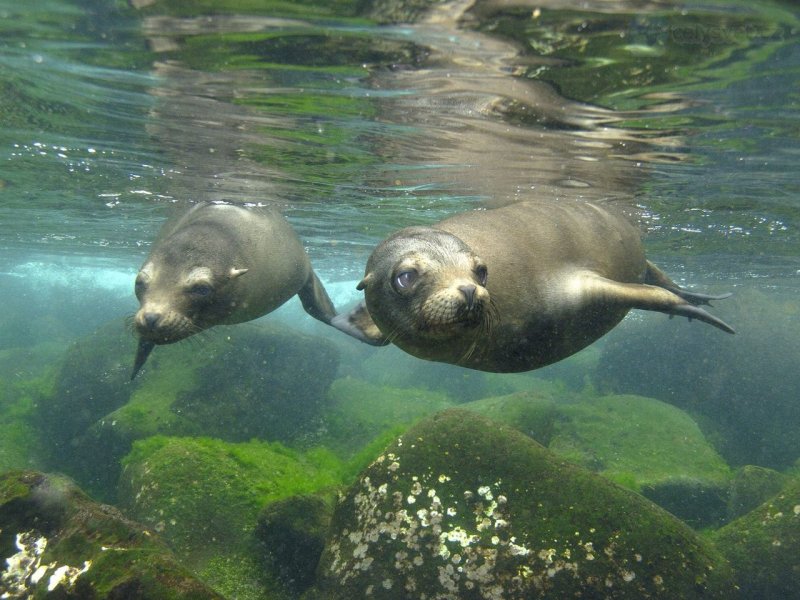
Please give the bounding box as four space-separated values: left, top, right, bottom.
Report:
712 477 800 599
596 287 800 469
118 436 343 598
256 494 333 594
465 387 732 527
312 409 736 599
118 436 342 560
354 347 532 404
0 469 223 599
41 320 339 499
37 320 133 472
0 374 49 474
727 465 789 521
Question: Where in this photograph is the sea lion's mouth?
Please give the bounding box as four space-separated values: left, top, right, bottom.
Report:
417 286 492 335
418 304 487 334
134 309 197 344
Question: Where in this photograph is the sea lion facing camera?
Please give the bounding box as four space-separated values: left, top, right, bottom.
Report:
131 202 336 378
332 199 734 373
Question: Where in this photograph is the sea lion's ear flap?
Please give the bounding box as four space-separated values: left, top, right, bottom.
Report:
229 267 249 279
356 272 374 291
330 301 389 346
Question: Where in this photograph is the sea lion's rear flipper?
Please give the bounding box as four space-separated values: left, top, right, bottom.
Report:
330 301 390 346
582 272 736 334
297 270 337 325
643 261 732 306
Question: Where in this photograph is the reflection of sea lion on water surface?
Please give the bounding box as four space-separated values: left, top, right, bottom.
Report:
333 199 734 373
131 202 336 379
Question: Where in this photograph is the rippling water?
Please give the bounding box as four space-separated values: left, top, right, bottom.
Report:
3 0 796 282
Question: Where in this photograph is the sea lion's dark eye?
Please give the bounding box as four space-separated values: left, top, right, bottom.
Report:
134 278 147 298
189 284 213 297
394 270 418 291
475 265 488 286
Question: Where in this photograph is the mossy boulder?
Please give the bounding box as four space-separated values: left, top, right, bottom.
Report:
118 435 344 598
0 470 223 599
727 465 789 520
311 409 736 599
118 436 343 560
256 494 333 594
37 319 133 467
465 387 733 527
41 320 339 499
0 375 50 474
595 287 800 469
712 477 800 598
108 321 339 446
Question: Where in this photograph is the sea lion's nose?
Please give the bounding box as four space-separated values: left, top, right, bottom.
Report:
459 284 477 309
142 312 161 330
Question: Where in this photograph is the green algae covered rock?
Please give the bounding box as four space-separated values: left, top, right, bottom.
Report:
256 494 333 594
118 436 344 599
38 320 133 468
42 320 339 499
712 477 800 599
312 409 736 599
354 347 543 404
0 470 223 599
106 321 339 445
596 287 800 469
465 388 732 527
119 436 343 560
0 376 49 474
727 465 789 521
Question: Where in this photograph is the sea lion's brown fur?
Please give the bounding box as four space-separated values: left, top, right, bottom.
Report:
333 199 733 372
131 202 335 378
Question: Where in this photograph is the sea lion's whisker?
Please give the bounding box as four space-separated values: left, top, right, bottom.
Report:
482 299 499 338
384 326 403 345
460 339 479 363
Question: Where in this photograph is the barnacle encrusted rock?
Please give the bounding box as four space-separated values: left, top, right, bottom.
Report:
312 409 736 599
0 470 223 599
464 390 733 527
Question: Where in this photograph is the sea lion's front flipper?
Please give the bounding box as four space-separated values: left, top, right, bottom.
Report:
330 301 390 346
297 270 337 325
582 273 736 334
131 338 156 380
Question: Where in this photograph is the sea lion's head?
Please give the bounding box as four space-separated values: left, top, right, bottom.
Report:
358 227 493 345
130 248 248 380
133 257 248 346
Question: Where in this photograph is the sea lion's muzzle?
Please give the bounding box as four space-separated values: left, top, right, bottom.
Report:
134 307 195 344
418 282 490 332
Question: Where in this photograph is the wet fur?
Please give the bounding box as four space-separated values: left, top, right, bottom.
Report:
131 202 336 378
333 199 733 373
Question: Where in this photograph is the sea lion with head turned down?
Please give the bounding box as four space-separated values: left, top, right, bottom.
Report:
332 199 734 372
131 202 336 378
